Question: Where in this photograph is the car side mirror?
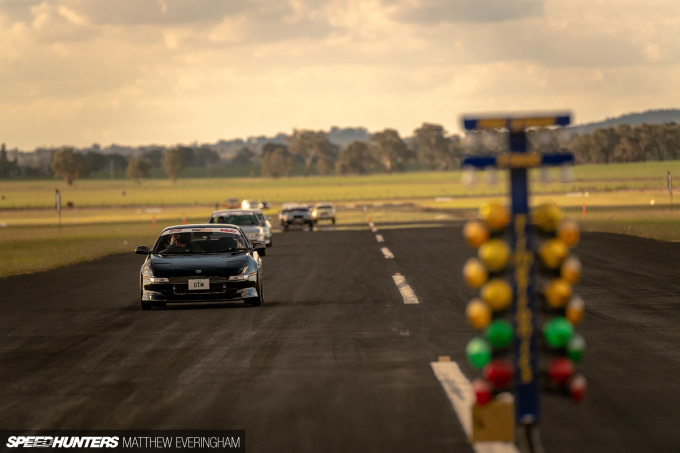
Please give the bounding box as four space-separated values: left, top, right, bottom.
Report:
251 242 266 253
135 245 151 255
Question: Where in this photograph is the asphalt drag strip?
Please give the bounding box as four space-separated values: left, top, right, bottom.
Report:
1 227 680 452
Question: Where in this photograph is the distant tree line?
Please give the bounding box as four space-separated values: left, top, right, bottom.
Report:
261 124 465 178
259 122 680 178
1 122 679 185
565 123 680 163
2 143 224 186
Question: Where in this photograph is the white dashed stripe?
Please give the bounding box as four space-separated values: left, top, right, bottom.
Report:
376 234 384 243
392 273 419 304
381 247 394 259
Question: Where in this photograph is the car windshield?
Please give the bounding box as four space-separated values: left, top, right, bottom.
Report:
153 228 249 254
210 213 259 226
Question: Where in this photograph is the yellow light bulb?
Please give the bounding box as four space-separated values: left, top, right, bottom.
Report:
463 257 489 289
466 298 492 329
463 221 490 249
481 279 513 311
478 238 511 272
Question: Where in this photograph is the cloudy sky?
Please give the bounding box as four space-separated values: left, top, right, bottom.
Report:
1 0 679 150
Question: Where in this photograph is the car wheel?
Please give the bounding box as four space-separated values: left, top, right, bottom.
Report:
141 299 151 310
246 273 263 306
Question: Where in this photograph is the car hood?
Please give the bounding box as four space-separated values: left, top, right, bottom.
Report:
149 254 249 277
239 225 262 233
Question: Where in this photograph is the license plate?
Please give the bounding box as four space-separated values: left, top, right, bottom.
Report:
188 278 209 290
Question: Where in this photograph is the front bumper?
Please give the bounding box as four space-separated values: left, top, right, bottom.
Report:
283 217 313 225
245 233 265 243
142 275 258 303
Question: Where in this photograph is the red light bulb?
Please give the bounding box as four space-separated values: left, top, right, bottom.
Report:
548 357 574 386
570 374 587 403
483 360 513 389
472 378 493 405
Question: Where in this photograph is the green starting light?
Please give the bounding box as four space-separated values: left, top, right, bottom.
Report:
567 333 586 363
466 337 492 369
484 319 514 349
543 317 574 348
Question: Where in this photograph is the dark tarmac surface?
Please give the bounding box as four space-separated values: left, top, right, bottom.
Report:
1 224 679 452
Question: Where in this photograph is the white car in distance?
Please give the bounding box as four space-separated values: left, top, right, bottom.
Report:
207 209 268 254
312 203 336 225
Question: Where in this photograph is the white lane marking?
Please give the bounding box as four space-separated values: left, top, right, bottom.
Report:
375 234 384 243
392 273 419 304
381 247 394 259
368 221 375 229
431 361 519 453
372 226 378 233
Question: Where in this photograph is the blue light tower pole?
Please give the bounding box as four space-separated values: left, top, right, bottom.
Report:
462 113 573 452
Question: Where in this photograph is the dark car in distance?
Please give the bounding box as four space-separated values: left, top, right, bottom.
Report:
135 224 266 309
279 204 314 230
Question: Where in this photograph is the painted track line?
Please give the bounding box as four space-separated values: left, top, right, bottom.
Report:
375 234 384 243
380 247 394 259
431 360 518 453
392 273 419 304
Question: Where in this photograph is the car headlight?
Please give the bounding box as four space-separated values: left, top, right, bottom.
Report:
229 267 256 281
143 268 169 283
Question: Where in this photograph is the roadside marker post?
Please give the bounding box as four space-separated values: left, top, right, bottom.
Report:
462 113 573 453
668 171 673 212
55 189 62 232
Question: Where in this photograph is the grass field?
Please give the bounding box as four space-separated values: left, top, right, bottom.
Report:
2 160 678 209
1 161 679 278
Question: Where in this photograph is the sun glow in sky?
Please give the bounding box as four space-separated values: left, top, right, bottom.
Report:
2 0 679 150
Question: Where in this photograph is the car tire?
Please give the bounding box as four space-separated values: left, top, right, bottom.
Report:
246 273 263 306
141 299 151 310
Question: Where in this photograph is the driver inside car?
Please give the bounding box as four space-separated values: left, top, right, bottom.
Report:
161 232 204 254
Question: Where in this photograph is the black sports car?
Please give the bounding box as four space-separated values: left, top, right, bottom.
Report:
135 224 266 309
